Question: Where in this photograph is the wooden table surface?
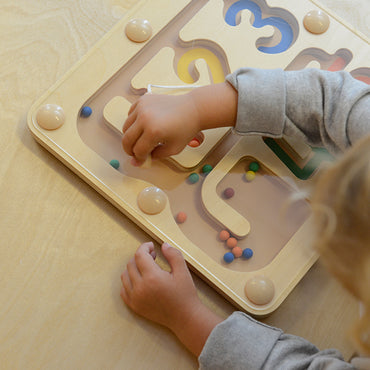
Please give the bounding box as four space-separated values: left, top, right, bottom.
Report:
1 1 368 369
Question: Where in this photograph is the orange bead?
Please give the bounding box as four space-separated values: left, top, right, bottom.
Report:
226 237 237 248
219 230 230 241
188 138 200 147
232 246 243 258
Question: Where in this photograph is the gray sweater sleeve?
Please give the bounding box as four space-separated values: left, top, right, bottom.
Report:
198 312 355 370
226 68 370 154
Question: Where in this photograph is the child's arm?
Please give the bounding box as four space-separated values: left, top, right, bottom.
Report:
122 82 237 166
227 68 370 154
122 68 370 165
120 243 356 368
120 242 224 356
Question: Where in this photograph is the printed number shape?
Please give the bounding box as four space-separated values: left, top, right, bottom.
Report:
177 48 225 84
225 0 294 54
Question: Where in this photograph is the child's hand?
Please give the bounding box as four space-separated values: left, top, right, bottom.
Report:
120 242 201 330
122 82 238 166
122 93 201 166
120 241 224 356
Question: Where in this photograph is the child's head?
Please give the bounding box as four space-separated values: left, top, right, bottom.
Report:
312 135 370 355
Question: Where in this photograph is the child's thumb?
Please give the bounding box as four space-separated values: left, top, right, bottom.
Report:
161 243 186 273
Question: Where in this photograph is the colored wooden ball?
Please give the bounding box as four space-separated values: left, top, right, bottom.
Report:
232 246 243 258
223 252 234 263
226 237 237 248
249 161 259 172
109 159 120 169
245 170 256 182
175 211 187 224
188 173 199 184
223 187 235 199
243 248 253 259
188 138 200 147
81 106 92 117
202 164 213 174
219 230 230 241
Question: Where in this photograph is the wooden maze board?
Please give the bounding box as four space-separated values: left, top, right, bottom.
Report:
27 0 370 316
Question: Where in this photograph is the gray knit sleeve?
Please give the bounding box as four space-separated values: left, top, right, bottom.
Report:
226 68 370 154
198 312 355 370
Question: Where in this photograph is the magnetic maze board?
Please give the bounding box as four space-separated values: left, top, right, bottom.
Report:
28 0 370 316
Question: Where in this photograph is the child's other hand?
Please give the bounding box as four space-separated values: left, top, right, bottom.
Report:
122 93 200 166
120 242 201 331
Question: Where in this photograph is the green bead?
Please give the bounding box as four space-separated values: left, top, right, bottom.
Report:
249 161 259 172
109 159 120 169
202 164 213 173
188 173 199 184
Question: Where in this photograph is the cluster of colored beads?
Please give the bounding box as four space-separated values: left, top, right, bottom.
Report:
219 230 253 263
187 164 213 184
223 247 254 263
245 161 260 182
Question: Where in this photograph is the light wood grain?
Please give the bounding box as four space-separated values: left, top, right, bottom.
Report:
0 1 368 368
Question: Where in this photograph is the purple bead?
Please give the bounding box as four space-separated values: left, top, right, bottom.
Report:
223 187 235 199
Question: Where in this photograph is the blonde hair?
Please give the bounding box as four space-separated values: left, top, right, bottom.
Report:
311 135 370 355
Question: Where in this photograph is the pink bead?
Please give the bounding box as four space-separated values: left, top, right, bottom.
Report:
175 211 187 223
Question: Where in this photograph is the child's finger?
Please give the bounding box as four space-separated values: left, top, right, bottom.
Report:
132 128 165 163
130 157 145 167
126 257 141 283
137 241 155 254
132 143 157 165
120 286 129 304
127 99 139 117
134 242 161 275
161 243 187 274
122 123 143 157
151 142 185 159
121 270 133 292
122 107 138 134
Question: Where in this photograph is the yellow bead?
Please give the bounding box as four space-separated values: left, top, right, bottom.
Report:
245 170 256 182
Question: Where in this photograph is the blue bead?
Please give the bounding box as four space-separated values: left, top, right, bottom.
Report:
81 106 92 117
242 248 253 259
223 252 234 263
188 173 199 184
